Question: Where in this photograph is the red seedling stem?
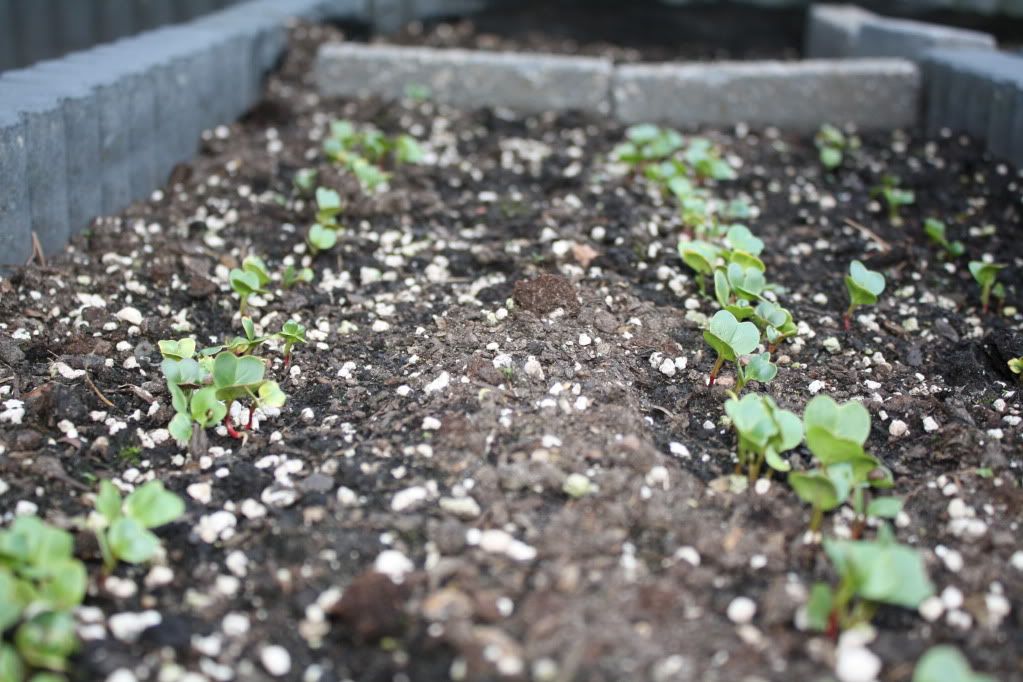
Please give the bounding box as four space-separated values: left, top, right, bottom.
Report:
223 413 243 439
708 356 725 386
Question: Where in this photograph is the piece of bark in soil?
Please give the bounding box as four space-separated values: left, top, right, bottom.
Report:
329 570 408 641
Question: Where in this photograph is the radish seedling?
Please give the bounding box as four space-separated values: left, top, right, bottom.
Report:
612 124 683 166
703 310 760 385
805 525 932 637
308 187 343 255
679 240 720 295
924 218 964 259
843 260 885 330
734 352 778 395
913 646 996 682
683 137 736 181
202 318 270 357
753 300 797 350
0 516 86 677
968 260 1006 313
293 168 317 195
1009 357 1023 379
92 480 184 573
229 268 265 316
282 264 313 289
814 124 858 170
278 320 307 367
724 393 801 480
871 175 914 222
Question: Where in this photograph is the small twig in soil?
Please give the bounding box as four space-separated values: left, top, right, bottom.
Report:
83 371 116 409
27 231 47 267
648 404 675 419
843 218 892 253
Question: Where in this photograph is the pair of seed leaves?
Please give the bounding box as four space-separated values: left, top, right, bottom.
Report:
725 393 801 472
229 255 272 300
846 260 886 307
308 187 344 252
0 517 87 674
806 524 934 631
94 480 185 570
788 396 897 516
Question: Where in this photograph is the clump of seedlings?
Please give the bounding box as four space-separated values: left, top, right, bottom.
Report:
968 260 1006 313
814 123 859 170
788 396 898 534
612 124 683 167
0 516 87 679
924 218 964 259
703 310 760 386
913 646 996 682
160 330 288 445
724 393 801 480
805 524 933 637
229 255 271 316
843 260 885 330
871 174 915 223
91 480 185 573
307 187 343 255
281 264 314 289
322 119 423 192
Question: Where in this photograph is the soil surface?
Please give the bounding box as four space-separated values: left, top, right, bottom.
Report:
1 22 1022 682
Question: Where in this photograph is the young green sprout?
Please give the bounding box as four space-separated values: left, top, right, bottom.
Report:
92 480 185 573
734 352 778 395
788 395 897 535
1009 357 1023 380
202 318 270 356
703 310 760 386
679 240 720 295
923 218 964 259
913 646 997 682
281 264 314 289
871 174 914 223
753 300 797 351
968 260 1006 313
0 516 86 676
683 137 736 181
814 123 858 170
307 187 343 255
278 320 307 367
806 525 933 638
843 260 885 330
612 124 683 167
229 263 267 316
394 134 425 164
724 393 801 480
293 168 318 195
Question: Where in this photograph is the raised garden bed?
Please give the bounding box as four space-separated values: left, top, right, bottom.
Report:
1 16 1022 682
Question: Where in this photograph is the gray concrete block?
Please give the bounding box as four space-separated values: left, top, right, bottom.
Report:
4 62 103 236
12 0 57 67
804 4 876 59
0 2 17 72
1008 88 1023 167
53 0 99 56
97 0 139 43
853 15 995 60
0 107 32 267
315 43 614 114
137 0 178 31
613 59 920 132
0 81 70 259
922 49 1023 144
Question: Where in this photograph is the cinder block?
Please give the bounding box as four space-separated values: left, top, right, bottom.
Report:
12 0 57 66
1008 88 1023 167
137 0 178 30
0 80 70 260
315 43 614 114
4 61 102 236
922 49 1023 144
804 4 876 59
853 16 995 60
0 2 17 71
613 58 920 132
0 107 32 267
53 0 99 56
97 0 138 43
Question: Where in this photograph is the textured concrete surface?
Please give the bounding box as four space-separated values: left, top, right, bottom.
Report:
853 15 996 59
804 4 875 59
316 43 615 114
613 59 920 131
0 106 31 267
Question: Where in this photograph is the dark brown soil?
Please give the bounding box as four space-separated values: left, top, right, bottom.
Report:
1 22 1021 682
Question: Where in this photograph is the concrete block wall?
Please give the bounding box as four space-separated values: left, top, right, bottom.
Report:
0 0 365 266
805 4 1023 165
